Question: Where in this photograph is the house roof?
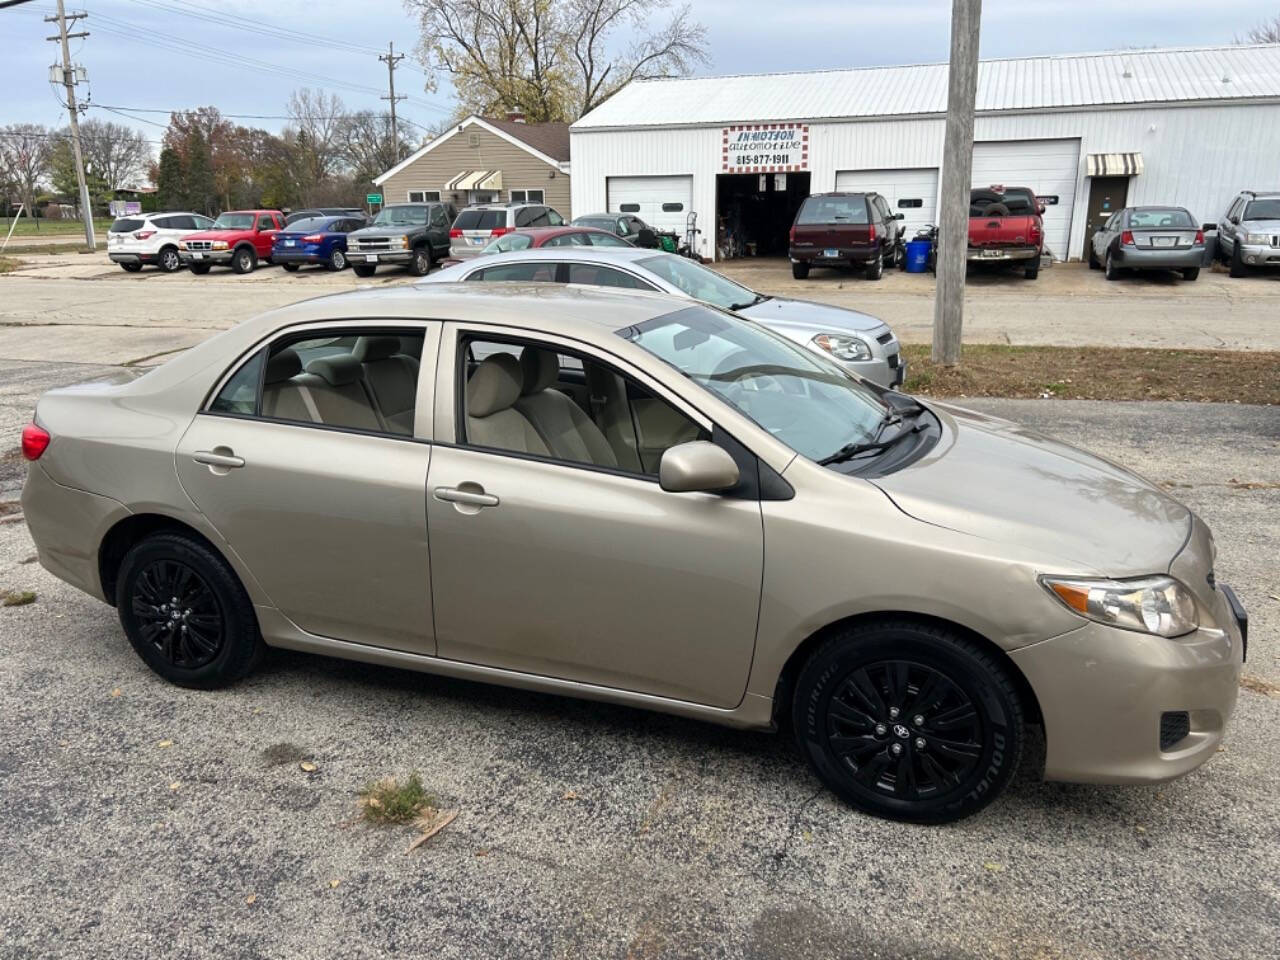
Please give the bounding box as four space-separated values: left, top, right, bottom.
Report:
373 115 571 186
572 43 1280 130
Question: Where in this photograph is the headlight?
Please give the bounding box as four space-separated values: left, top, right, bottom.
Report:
1040 575 1197 638
811 333 872 362
1244 232 1269 244
212 241 229 250
177 241 187 250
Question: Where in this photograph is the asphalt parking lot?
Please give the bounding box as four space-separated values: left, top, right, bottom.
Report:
0 259 1278 959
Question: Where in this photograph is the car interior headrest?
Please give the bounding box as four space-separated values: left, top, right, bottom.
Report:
519 348 559 395
353 335 402 363
467 354 522 417
264 348 302 384
306 355 364 387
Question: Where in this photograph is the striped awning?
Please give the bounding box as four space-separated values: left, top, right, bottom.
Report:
445 169 503 191
1086 153 1144 177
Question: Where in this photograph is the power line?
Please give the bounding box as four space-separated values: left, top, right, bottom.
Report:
85 103 436 132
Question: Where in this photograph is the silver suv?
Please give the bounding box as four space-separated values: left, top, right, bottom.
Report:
1218 190 1280 276
449 202 565 260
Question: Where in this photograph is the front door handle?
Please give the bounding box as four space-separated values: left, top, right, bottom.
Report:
193 449 245 469
433 486 499 508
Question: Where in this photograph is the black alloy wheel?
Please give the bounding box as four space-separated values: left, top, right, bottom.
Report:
129 559 224 669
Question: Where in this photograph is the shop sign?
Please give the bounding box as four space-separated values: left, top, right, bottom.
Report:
722 123 808 174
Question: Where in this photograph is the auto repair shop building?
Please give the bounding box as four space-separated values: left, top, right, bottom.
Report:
568 44 1280 262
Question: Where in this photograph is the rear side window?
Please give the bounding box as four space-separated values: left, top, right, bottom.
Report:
454 210 506 230
566 264 654 289
110 218 145 233
210 349 265 416
795 197 869 225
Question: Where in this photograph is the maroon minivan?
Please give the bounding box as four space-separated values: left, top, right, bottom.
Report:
788 192 904 281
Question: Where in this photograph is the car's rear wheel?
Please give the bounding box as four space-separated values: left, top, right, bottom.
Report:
352 264 376 278
1229 241 1247 278
158 247 181 272
409 246 431 276
1104 250 1120 280
791 261 809 280
282 263 300 272
189 263 212 275
231 247 256 274
791 620 1024 824
1181 267 1200 281
1023 259 1040 280
328 248 347 271
865 251 884 281
1088 245 1100 269
120 262 143 273
116 532 262 689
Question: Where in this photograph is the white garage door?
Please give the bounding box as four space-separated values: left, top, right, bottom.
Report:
834 168 939 238
972 139 1080 260
606 175 693 235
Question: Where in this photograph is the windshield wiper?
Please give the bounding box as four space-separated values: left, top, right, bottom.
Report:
819 418 924 466
728 293 770 311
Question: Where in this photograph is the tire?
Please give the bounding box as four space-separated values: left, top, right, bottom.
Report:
158 247 182 273
1023 260 1040 280
864 251 884 281
353 264 376 278
189 263 212 275
1104 251 1120 281
120 261 143 273
1087 245 1100 269
1229 241 1247 278
328 248 347 271
791 261 809 280
791 619 1024 824
282 263 300 272
231 247 256 274
115 532 263 690
1181 267 1200 281
409 246 432 276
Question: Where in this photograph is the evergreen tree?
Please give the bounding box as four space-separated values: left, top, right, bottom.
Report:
185 132 217 216
155 146 186 211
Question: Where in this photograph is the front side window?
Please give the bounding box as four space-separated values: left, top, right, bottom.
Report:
566 264 655 289
587 231 630 247
209 328 425 437
619 304 887 463
460 337 706 475
194 215 215 230
796 196 869 225
469 262 558 282
636 254 759 310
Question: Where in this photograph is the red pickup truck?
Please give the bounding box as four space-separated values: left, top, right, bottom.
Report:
967 186 1043 279
178 209 284 275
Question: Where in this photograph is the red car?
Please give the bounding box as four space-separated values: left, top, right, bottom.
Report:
178 209 285 275
967 186 1044 279
439 225 632 266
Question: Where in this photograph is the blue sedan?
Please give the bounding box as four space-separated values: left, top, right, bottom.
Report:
272 215 367 271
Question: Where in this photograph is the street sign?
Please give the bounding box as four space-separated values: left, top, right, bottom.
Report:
366 194 382 204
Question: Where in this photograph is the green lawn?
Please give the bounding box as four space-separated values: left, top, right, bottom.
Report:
2 217 114 237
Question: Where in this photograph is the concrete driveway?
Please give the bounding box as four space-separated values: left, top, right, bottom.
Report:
1 341 1277 958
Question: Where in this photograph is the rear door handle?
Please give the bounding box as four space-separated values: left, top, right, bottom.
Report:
433 486 499 508
193 449 245 469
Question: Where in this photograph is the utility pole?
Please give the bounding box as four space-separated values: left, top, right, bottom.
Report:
379 42 407 163
45 0 95 251
931 0 981 366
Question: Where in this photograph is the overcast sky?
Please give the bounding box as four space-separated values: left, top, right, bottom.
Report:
4 0 1273 150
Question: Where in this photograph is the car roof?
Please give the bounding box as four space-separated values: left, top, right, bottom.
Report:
436 246 659 266
513 226 615 240
574 213 626 219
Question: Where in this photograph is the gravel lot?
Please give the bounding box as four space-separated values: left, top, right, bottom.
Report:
1 340 1277 958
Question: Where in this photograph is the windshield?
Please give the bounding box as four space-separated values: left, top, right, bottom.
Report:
796 196 869 225
637 255 758 310
482 233 534 253
374 205 428 226
618 304 887 462
1129 209 1194 228
1243 199 1280 221
212 213 255 230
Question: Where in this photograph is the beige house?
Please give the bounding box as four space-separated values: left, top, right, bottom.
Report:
374 115 571 217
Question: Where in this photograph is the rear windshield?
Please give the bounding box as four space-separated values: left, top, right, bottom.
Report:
1243 199 1280 221
795 196 869 225
285 217 335 234
109 218 145 233
455 210 506 230
1129 209 1195 229
970 188 1036 216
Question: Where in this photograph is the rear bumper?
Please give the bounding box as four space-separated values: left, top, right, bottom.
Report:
967 246 1039 262
790 244 877 266
1114 246 1205 269
1010 590 1244 785
272 250 327 264
448 245 485 260
108 252 158 265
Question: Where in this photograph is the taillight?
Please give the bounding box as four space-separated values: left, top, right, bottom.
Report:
788 225 796 244
449 229 462 238
1030 221 1042 244
300 234 323 242
490 227 512 237
21 423 50 461
1194 229 1204 245
134 230 155 240
1121 230 1135 245
868 223 876 243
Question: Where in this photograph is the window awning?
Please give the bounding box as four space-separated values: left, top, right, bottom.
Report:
1086 153 1144 177
445 169 503 191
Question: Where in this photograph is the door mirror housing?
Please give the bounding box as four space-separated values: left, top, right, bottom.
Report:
659 441 740 494
893 212 905 221
1202 222 1217 232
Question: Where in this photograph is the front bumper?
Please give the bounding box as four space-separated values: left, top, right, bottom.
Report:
349 248 412 265
1010 586 1244 785
967 246 1039 262
1237 242 1280 267
836 355 903 389
179 250 233 265
1114 246 1205 269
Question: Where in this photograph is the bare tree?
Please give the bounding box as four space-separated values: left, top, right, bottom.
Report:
287 88 349 188
407 0 707 122
77 119 150 191
1241 12 1280 42
340 111 413 184
0 123 53 218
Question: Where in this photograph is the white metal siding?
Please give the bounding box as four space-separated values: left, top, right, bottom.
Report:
972 139 1081 259
835 168 940 236
606 176 694 235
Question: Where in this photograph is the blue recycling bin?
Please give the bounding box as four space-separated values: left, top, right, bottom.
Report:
905 239 932 273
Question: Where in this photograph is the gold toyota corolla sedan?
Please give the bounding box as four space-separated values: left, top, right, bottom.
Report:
20 283 1247 823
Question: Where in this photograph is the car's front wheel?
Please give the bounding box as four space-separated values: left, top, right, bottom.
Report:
282 263 300 272
1229 241 1248 278
1104 250 1120 280
231 247 256 274
409 246 432 276
116 532 263 689
791 619 1024 823
352 264 376 278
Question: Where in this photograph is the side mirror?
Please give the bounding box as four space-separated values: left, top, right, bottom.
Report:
1202 222 1217 232
659 441 739 494
1037 204 1046 215
1229 216 1240 225
636 227 658 247
893 212 905 221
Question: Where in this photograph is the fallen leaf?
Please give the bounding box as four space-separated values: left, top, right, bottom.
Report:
300 761 317 773
561 789 578 801
168 781 181 792
1135 825 1147 834
329 879 341 889
0 590 36 607
801 830 813 843
157 740 173 749
110 688 122 698
245 894 257 905
983 862 1003 873
406 809 458 854
475 849 490 858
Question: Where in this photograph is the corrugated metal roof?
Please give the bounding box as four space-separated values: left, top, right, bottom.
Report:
572 44 1280 130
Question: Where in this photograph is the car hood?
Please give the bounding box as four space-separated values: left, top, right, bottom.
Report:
183 229 253 242
737 296 888 337
1241 218 1280 233
349 225 418 239
870 403 1191 575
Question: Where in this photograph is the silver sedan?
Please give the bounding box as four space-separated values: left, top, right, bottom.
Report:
422 248 905 388
1088 206 1209 281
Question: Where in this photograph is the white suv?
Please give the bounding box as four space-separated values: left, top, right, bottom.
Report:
107 211 215 273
